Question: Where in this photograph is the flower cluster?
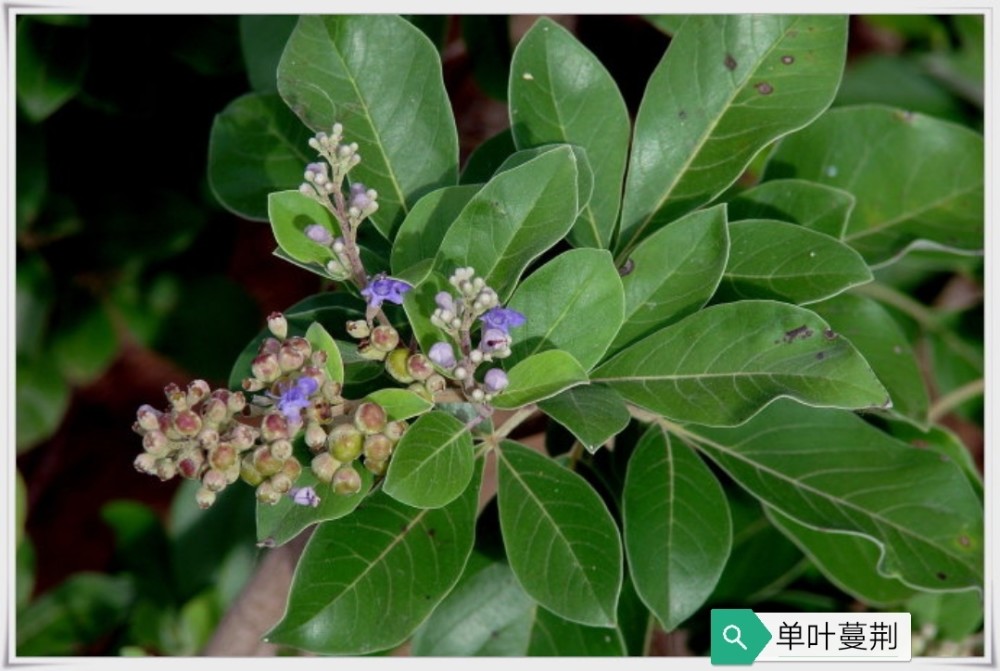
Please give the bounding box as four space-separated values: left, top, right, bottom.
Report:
309 400 408 487
427 267 525 404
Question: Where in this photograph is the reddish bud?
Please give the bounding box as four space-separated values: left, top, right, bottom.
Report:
251 352 281 383
286 336 312 358
203 468 228 492
210 444 238 471
253 445 283 477
282 456 302 481
333 465 363 495
407 354 433 381
201 398 228 425
186 379 210 407
178 449 206 479
173 410 203 437
136 404 163 432
370 325 400 353
142 430 170 456
259 337 281 356
267 312 288 340
164 382 187 410
261 412 289 442
354 402 387 435
228 424 258 451
278 342 306 372
363 458 388 476
363 433 392 462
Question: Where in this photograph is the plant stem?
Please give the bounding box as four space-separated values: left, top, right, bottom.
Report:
928 378 985 423
494 405 538 441
854 282 940 330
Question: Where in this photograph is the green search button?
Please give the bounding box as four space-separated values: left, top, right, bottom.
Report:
711 609 772 665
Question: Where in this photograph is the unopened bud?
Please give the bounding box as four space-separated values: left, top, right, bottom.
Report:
136 405 163 432
134 453 158 475
229 424 258 451
471 388 485 403
484 368 509 393
173 410 202 437
242 377 265 392
270 472 294 494
266 312 288 340
333 465 363 495
251 353 281 383
358 342 388 361
195 486 217 509
178 449 206 479
261 412 289 442
253 445 284 477
364 458 388 476
210 444 237 471
363 433 393 462
164 382 187 410
270 438 294 461
186 380 211 406
227 391 246 415
328 423 364 462
282 456 302 481
346 320 370 339
240 454 264 486
305 422 327 452
201 398 228 425
256 480 281 505
311 452 341 483
384 420 407 442
156 458 178 481
425 374 447 395
198 428 220 449
354 402 387 435
278 342 306 372
203 468 228 492
142 430 170 456
370 325 400 353
385 348 415 383
321 380 343 403
259 337 282 356
407 354 433 381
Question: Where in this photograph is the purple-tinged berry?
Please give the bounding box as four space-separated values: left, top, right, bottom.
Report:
178 449 206 479
484 368 509 394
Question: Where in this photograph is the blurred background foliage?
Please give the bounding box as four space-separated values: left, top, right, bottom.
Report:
14 14 984 656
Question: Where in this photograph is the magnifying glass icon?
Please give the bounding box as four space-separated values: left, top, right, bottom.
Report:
723 624 748 651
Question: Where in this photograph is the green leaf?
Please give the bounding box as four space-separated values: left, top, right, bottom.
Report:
727 178 855 239
256 444 374 547
17 573 134 656
268 190 339 267
16 18 88 122
537 384 630 453
766 507 917 607
208 93 312 221
716 219 872 304
645 15 687 35
434 145 579 300
506 249 624 370
16 353 70 453
594 300 888 426
402 271 452 354
277 15 459 239
384 412 474 509
687 399 984 592
364 388 433 421
491 350 589 410
390 185 480 275
764 105 984 266
496 441 622 627
509 18 629 248
811 293 928 427
239 16 297 93
411 558 535 656
460 128 516 184
618 15 848 255
17 540 35 610
16 470 28 548
461 16 511 101
267 459 482 654
528 607 625 656
305 321 344 384
908 590 983 643
882 420 982 501
611 205 729 352
623 426 731 631
494 145 594 218
50 299 118 385
709 488 805 604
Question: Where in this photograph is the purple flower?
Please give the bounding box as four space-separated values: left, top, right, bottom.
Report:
305 225 333 245
484 368 509 393
434 291 456 312
288 486 321 508
479 328 511 353
480 307 525 334
277 376 318 423
428 342 457 369
361 275 412 308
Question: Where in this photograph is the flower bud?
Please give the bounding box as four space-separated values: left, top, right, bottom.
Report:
186 380 211 407
370 325 400 353
305 422 327 452
210 444 238 471
256 480 281 505
155 458 178 481
270 438 294 462
164 382 187 411
354 402 387 435
364 458 388 476
363 433 393 462
173 409 202 437
201 397 228 425
333 465 363 495
407 353 434 381
261 412 289 442
178 448 206 479
480 328 511 353
229 424 258 451
305 225 333 245
471 388 485 403
242 377 265 392
134 453 158 475
253 445 284 477
282 456 302 480
311 452 341 483
270 472 294 494
384 420 407 443
328 423 364 462
435 291 456 312
385 348 415 383
240 454 264 486
227 391 247 415
425 374 447 395
346 320 371 339
142 430 170 456
136 404 163 432
251 352 281 383
197 428 220 450
358 342 388 361
321 380 343 403
278 342 306 372
259 337 282 356
484 368 509 393
203 468 228 492
196 486 217 509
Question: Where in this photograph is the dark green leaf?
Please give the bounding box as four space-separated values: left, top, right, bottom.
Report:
239 15 297 93
618 15 848 255
765 105 984 266
364 388 433 421
460 128 516 184
305 321 344 384
507 248 624 370
491 350 589 410
882 420 982 501
496 441 622 626
594 300 888 426
208 93 312 221
16 470 28 548
462 16 511 100
727 178 855 239
644 15 687 35
404 15 449 50
811 293 928 427
277 15 459 239
16 353 70 453
390 185 480 275
17 540 35 610
384 411 474 509
766 506 917 606
835 55 967 123
50 300 118 385
717 219 872 304
256 445 373 547
623 426 731 630
16 254 54 358
509 18 629 248
267 459 482 654
611 205 729 352
908 590 983 643
688 400 984 592
494 144 594 218
528 607 625 656
101 501 173 604
538 384 629 453
16 18 88 122
268 190 339 267
434 145 579 300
